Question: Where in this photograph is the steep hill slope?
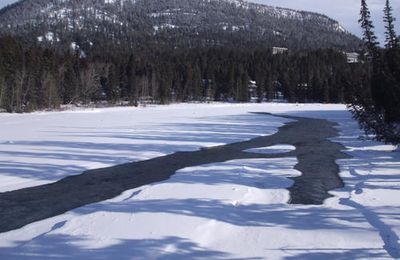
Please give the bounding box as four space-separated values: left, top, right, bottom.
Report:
0 0 361 53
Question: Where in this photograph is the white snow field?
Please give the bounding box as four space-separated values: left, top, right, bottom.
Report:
0 103 399 259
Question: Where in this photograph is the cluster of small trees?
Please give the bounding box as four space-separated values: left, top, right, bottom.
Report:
0 35 364 113
350 0 400 145
0 36 101 112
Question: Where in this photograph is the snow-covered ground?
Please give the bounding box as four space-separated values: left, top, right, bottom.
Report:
0 103 290 192
0 103 399 259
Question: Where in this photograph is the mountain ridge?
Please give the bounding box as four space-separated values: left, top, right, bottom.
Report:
0 0 361 54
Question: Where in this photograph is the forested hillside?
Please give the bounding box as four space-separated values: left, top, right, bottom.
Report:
0 0 361 52
0 36 364 112
0 0 365 112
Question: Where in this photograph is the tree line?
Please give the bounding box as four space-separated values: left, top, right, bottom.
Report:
0 36 365 112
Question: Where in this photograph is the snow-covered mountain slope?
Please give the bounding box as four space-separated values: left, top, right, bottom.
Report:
0 0 361 52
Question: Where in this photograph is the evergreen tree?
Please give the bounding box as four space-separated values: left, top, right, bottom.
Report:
350 0 400 145
359 0 379 55
126 54 138 105
383 0 398 49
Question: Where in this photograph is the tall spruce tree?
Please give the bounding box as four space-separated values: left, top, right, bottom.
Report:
359 0 380 54
350 0 400 145
383 0 398 49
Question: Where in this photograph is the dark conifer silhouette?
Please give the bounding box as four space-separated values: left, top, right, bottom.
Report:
359 0 379 54
383 0 398 49
350 0 400 145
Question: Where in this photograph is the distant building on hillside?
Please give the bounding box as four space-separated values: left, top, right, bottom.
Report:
272 47 288 55
344 52 360 63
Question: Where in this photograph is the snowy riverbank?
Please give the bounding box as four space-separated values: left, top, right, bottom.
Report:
0 103 399 259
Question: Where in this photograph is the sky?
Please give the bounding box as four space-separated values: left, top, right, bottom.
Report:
255 0 400 41
0 0 15 9
0 0 399 41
